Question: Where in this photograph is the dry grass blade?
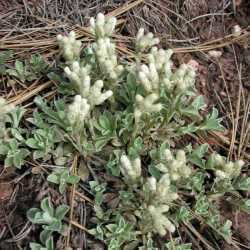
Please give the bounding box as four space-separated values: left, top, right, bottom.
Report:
7 81 53 106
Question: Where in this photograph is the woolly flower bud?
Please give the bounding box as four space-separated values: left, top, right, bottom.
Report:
64 62 91 98
0 97 14 117
120 155 141 182
90 13 117 38
147 177 157 192
148 205 175 235
88 80 113 106
170 64 196 94
156 174 178 202
57 31 81 62
136 28 160 52
148 47 173 71
156 149 191 181
67 95 90 128
210 153 244 180
134 94 162 122
64 62 112 107
93 37 123 80
137 64 159 92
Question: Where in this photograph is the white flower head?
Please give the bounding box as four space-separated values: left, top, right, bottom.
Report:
136 28 160 52
148 205 175 236
120 155 141 182
148 47 173 71
64 62 113 107
147 177 157 192
171 64 196 93
57 31 81 62
211 153 244 180
88 80 113 106
67 95 90 129
134 93 162 122
64 62 91 97
155 149 191 181
90 13 117 38
156 173 178 203
137 63 159 92
93 37 123 80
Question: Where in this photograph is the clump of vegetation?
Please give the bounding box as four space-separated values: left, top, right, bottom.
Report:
0 13 249 250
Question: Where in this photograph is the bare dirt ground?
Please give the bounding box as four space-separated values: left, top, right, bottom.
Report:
0 0 249 249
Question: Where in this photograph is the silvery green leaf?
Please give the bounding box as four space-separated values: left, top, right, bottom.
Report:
128 137 143 159
188 144 208 168
220 220 232 242
234 177 250 191
15 60 24 75
0 144 8 155
27 208 42 223
188 171 205 192
33 150 46 160
11 128 24 141
179 95 205 119
44 220 62 232
59 182 66 194
47 174 60 184
40 229 53 245
30 242 44 250
199 108 224 131
26 138 39 149
148 164 161 179
55 204 69 220
66 175 80 184
177 123 197 135
4 156 14 168
194 195 209 215
45 237 54 250
41 198 54 216
175 206 192 222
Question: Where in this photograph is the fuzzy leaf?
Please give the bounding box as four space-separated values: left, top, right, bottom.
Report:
66 175 80 184
199 108 224 131
55 204 69 220
41 198 54 216
234 177 250 191
40 230 53 245
47 174 60 184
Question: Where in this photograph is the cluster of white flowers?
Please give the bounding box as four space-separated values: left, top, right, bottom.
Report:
137 48 173 93
90 13 116 38
93 38 123 80
57 31 81 62
120 155 141 182
147 174 178 203
156 149 191 181
210 153 244 180
134 93 162 122
133 30 196 123
119 154 177 235
90 13 123 81
148 205 175 235
135 28 160 52
67 95 90 129
146 173 178 235
57 16 116 123
170 64 196 93
64 61 113 107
